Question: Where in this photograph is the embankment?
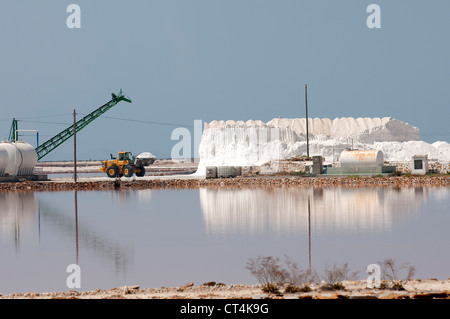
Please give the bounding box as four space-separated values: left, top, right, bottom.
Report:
1 175 449 192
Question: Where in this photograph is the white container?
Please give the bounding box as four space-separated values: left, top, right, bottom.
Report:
2 142 19 176
0 146 9 176
0 141 37 176
16 141 37 175
340 150 384 167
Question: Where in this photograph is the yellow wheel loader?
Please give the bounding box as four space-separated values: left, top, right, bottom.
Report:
100 151 154 178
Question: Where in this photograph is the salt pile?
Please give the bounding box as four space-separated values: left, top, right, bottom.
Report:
195 117 450 175
135 152 156 166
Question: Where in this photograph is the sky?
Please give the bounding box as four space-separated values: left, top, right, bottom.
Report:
0 1 449 160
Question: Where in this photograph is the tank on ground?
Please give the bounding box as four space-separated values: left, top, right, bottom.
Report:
0 141 38 176
339 150 384 168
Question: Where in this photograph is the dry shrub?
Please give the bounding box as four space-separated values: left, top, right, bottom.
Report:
321 262 359 291
378 258 416 290
245 256 287 286
284 255 319 286
378 258 416 281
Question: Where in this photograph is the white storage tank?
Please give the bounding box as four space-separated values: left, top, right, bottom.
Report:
0 141 38 176
340 150 384 168
2 142 19 176
0 146 9 176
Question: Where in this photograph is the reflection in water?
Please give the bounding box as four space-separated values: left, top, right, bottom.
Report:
75 190 79 264
38 192 134 275
0 191 136 276
199 187 427 237
1 186 449 293
0 192 38 252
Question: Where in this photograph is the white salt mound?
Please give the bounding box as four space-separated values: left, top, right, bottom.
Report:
136 152 156 159
135 152 156 166
195 117 449 175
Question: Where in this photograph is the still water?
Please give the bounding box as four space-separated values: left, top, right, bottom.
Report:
0 186 449 294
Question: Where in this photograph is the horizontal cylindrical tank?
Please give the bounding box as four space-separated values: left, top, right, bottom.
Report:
0 141 38 176
0 146 8 176
340 150 384 167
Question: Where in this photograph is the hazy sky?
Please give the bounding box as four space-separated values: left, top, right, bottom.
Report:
0 1 449 160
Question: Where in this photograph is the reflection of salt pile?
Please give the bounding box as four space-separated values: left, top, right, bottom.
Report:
196 117 450 175
199 187 426 237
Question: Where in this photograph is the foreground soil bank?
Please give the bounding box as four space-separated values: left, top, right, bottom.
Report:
1 175 449 192
1 279 450 299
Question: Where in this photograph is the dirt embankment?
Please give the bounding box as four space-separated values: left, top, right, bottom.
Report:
2 279 450 299
1 175 449 192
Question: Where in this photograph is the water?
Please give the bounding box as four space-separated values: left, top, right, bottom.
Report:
0 186 449 294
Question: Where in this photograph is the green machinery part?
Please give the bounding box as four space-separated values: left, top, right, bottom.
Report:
8 118 19 142
9 89 132 160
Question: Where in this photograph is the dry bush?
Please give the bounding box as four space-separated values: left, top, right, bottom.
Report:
283 255 319 285
261 283 281 294
246 255 319 293
247 256 363 293
378 258 416 282
321 262 359 290
246 256 288 286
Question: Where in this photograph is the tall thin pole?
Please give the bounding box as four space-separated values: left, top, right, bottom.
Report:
73 109 77 183
305 84 310 157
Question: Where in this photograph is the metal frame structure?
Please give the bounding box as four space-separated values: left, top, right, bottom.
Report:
8 89 132 160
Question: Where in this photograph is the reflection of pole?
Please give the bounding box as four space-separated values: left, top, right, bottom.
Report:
308 196 311 271
38 206 41 243
75 190 79 264
15 200 20 252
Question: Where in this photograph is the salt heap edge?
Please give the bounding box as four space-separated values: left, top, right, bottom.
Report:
195 117 449 175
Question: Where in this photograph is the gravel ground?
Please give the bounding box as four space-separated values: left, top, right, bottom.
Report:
2 279 450 299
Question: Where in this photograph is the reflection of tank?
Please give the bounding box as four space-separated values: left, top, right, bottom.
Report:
340 150 383 167
0 192 38 238
0 141 37 176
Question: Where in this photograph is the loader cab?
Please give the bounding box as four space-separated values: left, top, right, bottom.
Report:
118 151 134 163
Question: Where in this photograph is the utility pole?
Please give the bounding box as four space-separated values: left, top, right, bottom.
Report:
305 84 310 157
73 109 77 183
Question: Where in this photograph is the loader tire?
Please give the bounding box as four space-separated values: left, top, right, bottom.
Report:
136 166 145 177
123 165 134 177
107 165 119 178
